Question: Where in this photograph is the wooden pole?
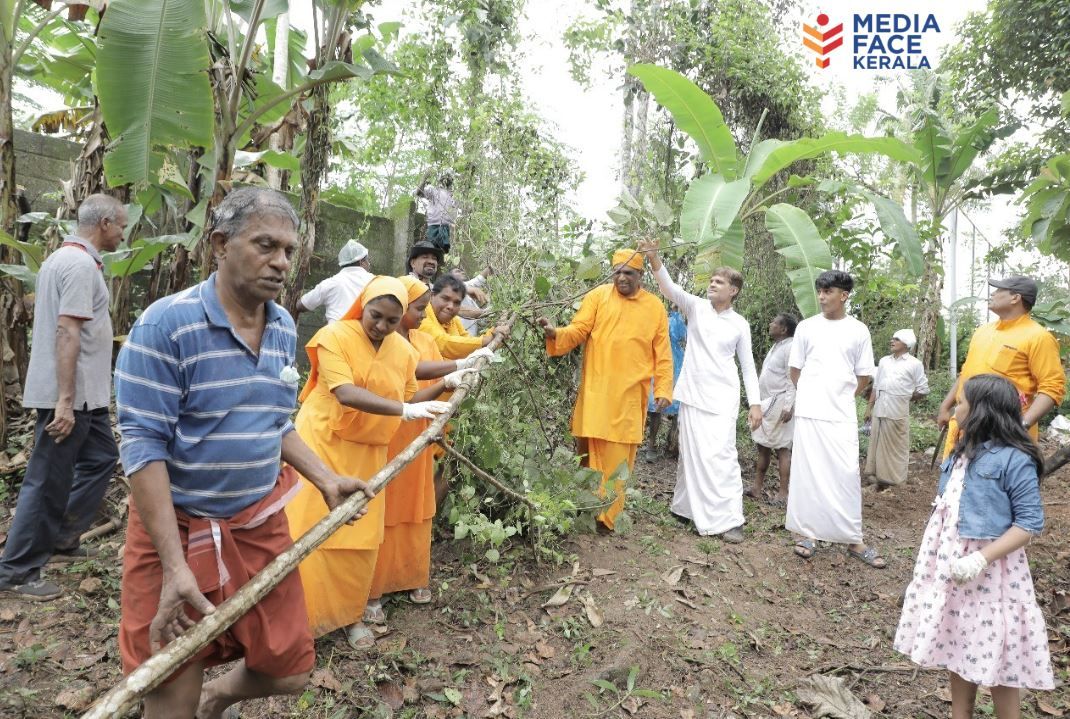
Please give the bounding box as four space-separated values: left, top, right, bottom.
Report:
80 316 516 719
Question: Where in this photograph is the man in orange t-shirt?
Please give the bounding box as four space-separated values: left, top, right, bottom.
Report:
938 276 1066 456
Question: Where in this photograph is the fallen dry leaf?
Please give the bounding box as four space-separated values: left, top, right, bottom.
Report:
864 693 885 712
541 583 574 608
935 687 953 703
79 577 103 594
772 704 795 717
535 640 556 659
377 680 405 711
1052 590 1070 615
580 592 604 627
621 695 641 714
54 682 94 711
0 607 18 622
591 568 617 577
661 565 685 585
796 674 872 719
675 596 698 610
310 667 342 693
1038 698 1065 717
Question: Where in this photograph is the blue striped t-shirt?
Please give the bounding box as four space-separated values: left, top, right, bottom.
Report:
115 273 299 518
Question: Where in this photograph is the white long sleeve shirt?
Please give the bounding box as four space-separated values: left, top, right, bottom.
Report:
652 265 760 415
872 352 929 419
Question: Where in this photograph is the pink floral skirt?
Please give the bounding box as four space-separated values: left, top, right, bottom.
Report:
894 465 1053 689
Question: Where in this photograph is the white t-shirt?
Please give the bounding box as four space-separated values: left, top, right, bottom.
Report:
789 314 875 423
652 266 760 415
299 266 373 322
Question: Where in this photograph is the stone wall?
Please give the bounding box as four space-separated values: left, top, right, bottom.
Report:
13 129 79 215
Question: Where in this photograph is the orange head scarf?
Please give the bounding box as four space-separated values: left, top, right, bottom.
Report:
398 274 431 304
611 248 644 271
341 276 408 321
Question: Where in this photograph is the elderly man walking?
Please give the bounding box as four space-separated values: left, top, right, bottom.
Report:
293 240 373 323
539 249 673 532
864 329 929 488
638 240 761 542
937 276 1065 455
0 194 126 600
114 188 373 719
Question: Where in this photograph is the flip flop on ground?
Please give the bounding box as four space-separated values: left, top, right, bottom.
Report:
409 588 432 604
847 546 887 569
793 538 815 559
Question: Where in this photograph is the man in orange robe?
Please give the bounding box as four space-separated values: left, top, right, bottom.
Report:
937 276 1065 456
539 249 673 531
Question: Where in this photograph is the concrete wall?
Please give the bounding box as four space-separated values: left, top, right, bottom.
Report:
12 129 79 215
13 129 422 364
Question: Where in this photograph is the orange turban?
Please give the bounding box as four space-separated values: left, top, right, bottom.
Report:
611 248 644 270
340 276 408 321
397 275 431 304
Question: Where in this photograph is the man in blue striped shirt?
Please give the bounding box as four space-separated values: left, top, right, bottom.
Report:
114 187 373 719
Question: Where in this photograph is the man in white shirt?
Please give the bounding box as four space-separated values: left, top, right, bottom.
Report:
639 240 762 543
293 240 373 323
785 270 882 567
416 172 458 253
863 329 929 489
748 313 798 507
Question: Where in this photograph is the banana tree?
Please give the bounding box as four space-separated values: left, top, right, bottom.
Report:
899 106 1019 367
94 0 396 290
629 63 922 317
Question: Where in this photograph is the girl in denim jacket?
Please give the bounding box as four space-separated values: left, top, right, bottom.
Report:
895 374 1051 718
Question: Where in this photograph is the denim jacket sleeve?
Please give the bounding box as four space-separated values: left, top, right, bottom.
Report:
1004 449 1044 534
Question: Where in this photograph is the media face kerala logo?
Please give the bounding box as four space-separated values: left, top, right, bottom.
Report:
802 13 843 68
802 12 941 70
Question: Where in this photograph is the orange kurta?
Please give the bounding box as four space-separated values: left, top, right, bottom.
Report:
943 314 1066 456
370 329 441 597
285 321 418 637
548 283 673 528
419 303 489 359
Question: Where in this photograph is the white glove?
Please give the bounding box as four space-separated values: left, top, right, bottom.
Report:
443 367 480 389
401 401 451 421
457 347 496 369
950 551 988 585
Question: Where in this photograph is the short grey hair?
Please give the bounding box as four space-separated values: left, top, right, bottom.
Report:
208 187 299 239
77 194 124 228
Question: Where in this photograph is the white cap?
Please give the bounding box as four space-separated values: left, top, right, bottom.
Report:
892 329 917 350
338 240 369 267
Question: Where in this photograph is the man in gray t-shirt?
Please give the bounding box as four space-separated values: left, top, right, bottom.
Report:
0 194 126 600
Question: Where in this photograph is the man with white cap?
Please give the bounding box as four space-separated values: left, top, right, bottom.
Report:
863 329 929 488
294 240 373 323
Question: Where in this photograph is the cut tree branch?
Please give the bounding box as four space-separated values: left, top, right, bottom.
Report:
435 440 538 510
80 316 516 719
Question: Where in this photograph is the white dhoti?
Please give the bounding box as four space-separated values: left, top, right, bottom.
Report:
785 416 863 544
671 404 743 536
751 392 794 450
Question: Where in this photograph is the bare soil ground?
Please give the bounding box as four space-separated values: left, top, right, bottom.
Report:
1 444 1068 718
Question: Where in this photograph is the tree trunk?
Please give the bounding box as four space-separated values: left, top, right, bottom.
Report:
266 12 290 191
283 83 330 315
915 239 943 370
1 18 26 443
